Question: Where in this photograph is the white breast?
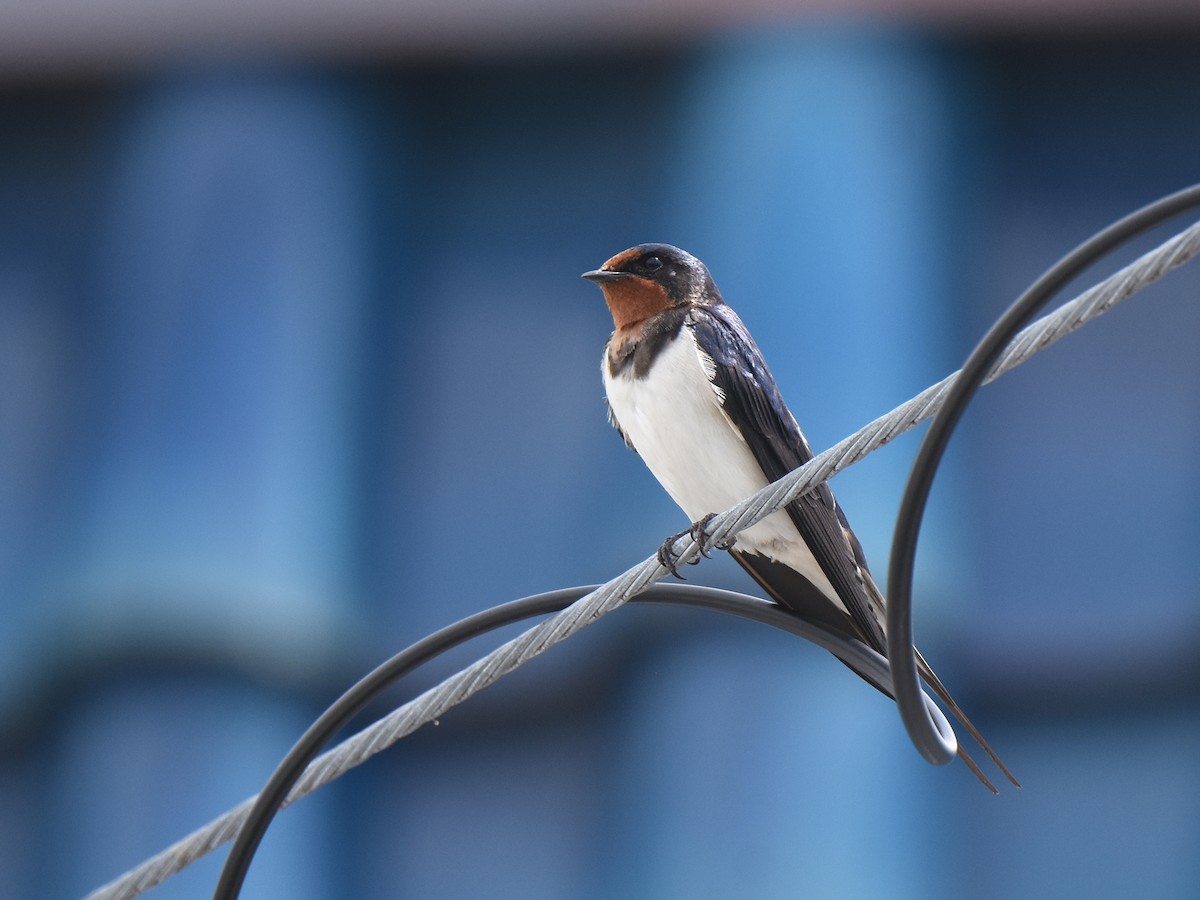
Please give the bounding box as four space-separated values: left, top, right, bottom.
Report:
603 325 842 608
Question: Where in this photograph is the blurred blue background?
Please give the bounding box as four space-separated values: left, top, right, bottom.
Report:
2 4 1200 898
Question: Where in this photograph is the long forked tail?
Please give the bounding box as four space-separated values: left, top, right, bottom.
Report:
915 648 1021 792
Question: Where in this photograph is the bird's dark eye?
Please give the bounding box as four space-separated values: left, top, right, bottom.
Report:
643 256 663 272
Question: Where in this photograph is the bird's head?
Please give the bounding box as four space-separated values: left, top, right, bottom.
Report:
582 244 720 333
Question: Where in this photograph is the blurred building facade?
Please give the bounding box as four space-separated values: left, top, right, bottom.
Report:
1 9 1200 899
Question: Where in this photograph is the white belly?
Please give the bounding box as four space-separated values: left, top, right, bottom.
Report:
603 327 841 608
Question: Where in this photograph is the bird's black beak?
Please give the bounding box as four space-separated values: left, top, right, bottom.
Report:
581 269 631 283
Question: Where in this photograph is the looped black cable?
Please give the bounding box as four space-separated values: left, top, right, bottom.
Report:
213 582 954 899
885 183 1200 766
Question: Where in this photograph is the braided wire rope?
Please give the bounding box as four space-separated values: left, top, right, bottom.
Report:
85 209 1200 900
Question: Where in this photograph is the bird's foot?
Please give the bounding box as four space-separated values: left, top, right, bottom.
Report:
656 531 690 579
692 512 736 553
688 513 722 557
656 513 732 579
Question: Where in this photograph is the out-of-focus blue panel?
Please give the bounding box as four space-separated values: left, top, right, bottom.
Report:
9 70 377 897
961 46 1200 669
0 94 103 713
601 628 933 899
0 91 107 900
47 680 333 899
66 71 369 650
955 710 1200 899
347 724 612 899
0 758 37 899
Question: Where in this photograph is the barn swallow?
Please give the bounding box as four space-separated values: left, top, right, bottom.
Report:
583 243 1017 791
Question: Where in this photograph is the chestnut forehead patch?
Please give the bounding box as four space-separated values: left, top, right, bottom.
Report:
602 247 643 271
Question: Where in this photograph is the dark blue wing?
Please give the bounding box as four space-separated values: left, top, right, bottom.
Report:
688 304 886 653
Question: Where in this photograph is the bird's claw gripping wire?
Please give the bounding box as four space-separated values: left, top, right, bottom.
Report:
657 513 734 579
691 512 737 554
655 533 689 579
